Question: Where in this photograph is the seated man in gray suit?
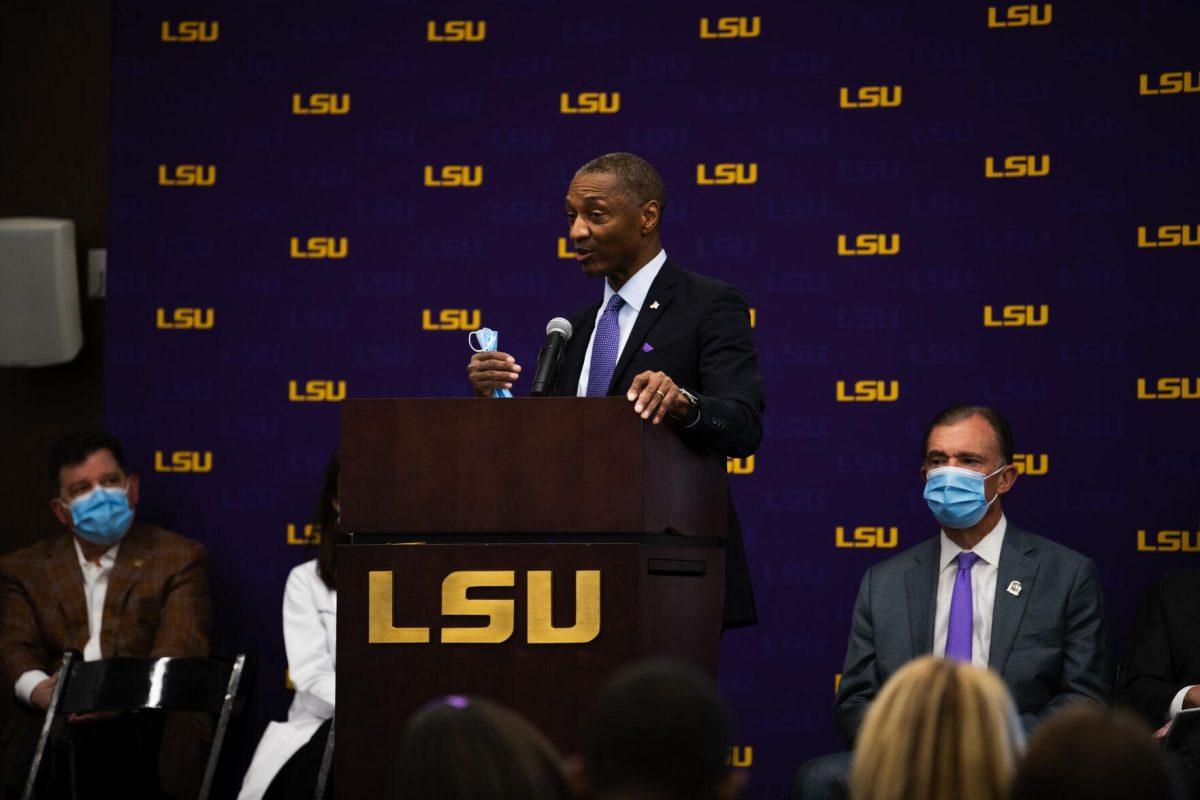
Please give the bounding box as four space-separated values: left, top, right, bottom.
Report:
791 405 1112 800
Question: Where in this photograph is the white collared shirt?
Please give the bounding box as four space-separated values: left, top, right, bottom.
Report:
14 539 120 705
933 515 1007 668
576 249 667 397
73 539 120 661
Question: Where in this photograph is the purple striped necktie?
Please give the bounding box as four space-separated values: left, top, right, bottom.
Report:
586 293 625 397
945 551 981 662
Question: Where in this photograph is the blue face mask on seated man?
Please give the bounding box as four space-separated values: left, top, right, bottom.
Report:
69 485 135 546
923 464 1007 529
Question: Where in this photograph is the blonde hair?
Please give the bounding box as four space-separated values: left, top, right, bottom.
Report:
851 657 1024 800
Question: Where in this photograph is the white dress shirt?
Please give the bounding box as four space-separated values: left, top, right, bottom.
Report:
576 249 667 397
14 540 120 704
1169 684 1196 719
933 515 1007 668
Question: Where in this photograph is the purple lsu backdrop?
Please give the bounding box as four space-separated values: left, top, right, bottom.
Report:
107 2 1199 796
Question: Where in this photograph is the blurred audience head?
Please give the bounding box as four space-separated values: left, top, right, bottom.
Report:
395 695 571 800
851 656 1024 800
576 659 739 800
1011 705 1175 800
315 448 340 590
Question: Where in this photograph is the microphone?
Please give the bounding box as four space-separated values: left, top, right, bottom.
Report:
529 317 573 396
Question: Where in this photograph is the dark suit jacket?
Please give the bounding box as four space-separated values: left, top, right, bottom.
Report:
1117 569 1200 726
835 524 1112 745
549 258 765 627
0 523 212 796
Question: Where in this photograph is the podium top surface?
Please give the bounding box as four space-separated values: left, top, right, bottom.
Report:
339 397 727 538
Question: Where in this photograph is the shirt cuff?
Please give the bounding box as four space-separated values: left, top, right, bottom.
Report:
15 670 50 706
1169 685 1196 719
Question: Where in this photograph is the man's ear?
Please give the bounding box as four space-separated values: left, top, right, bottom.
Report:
125 474 140 507
50 497 71 527
641 200 661 235
994 464 1017 496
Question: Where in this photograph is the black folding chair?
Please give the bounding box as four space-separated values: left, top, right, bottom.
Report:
22 650 252 800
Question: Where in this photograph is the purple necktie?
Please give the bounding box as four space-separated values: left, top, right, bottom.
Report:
586 294 625 397
945 551 981 662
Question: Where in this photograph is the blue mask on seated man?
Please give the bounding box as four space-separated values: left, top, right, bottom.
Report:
70 486 135 545
923 464 1007 529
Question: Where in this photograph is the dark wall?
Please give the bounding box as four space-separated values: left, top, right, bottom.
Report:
0 0 109 551
0 0 109 743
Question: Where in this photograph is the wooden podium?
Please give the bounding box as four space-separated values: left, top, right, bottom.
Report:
336 398 729 798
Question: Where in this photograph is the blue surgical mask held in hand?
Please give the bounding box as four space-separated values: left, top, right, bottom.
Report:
69 485 135 546
923 464 1007 529
469 327 513 398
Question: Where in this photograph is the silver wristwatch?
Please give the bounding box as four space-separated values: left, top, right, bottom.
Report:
673 387 701 424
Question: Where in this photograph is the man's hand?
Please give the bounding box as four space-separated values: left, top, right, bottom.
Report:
30 673 58 711
69 711 120 723
1184 685 1200 710
626 371 690 425
467 351 521 397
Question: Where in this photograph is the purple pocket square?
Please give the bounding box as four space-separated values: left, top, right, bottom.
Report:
642 342 654 352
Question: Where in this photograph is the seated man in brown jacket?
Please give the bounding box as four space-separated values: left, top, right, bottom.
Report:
0 431 212 798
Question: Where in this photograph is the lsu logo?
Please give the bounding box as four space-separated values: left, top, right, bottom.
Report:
157 164 216 187
423 309 481 331
1137 530 1199 552
837 234 900 256
983 304 1050 327
696 163 758 185
290 237 348 259
287 524 321 545
155 308 214 330
424 165 483 188
292 93 350 115
426 21 486 42
1137 225 1200 248
160 21 219 42
1139 72 1200 95
557 238 574 259
836 526 899 549
727 456 755 475
699 16 761 39
985 155 1050 178
839 86 902 108
987 4 1052 27
836 380 900 402
560 92 620 114
1137 378 1200 400
369 569 601 644
1013 453 1049 476
748 308 757 328
727 747 754 769
288 380 347 402
154 451 213 473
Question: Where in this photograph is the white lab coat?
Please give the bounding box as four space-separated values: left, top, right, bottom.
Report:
238 560 337 800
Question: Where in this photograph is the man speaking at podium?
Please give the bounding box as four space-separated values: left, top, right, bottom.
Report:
467 152 765 628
